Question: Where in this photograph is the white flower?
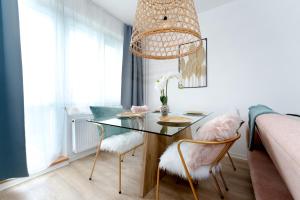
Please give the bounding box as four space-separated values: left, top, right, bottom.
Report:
155 75 167 91
155 80 162 91
166 73 178 80
164 72 182 81
155 73 183 93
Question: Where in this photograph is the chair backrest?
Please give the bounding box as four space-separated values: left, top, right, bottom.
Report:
188 114 243 170
187 132 241 171
90 106 130 139
209 121 244 166
209 133 241 167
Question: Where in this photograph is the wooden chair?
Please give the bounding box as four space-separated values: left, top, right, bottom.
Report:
89 123 144 194
156 133 241 200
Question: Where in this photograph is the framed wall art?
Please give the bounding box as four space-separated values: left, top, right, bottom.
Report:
178 38 207 88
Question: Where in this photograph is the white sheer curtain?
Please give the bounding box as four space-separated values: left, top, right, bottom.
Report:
18 0 124 174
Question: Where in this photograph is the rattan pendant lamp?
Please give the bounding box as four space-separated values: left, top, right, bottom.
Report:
130 0 202 60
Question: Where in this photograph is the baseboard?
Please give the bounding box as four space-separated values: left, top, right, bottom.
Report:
0 179 10 184
0 148 97 192
0 161 68 192
69 148 96 162
50 156 69 167
228 151 247 161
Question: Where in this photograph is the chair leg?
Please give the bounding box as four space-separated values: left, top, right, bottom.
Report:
118 154 122 194
227 152 236 171
219 170 229 191
156 165 160 200
186 174 200 200
211 171 224 199
89 143 101 180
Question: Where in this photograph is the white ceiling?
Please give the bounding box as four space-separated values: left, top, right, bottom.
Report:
92 0 236 25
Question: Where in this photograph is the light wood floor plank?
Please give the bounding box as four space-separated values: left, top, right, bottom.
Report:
0 147 254 200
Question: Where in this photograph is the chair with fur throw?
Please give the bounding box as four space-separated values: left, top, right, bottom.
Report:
88 106 147 194
156 113 243 200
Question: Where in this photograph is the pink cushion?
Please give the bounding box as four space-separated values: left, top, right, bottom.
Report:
131 105 149 113
188 114 241 170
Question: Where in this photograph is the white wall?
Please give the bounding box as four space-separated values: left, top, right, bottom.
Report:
145 0 300 159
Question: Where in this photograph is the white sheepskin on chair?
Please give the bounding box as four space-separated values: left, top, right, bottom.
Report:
100 131 144 154
159 113 240 180
159 141 221 180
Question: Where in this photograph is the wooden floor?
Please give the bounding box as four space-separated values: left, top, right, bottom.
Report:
0 147 254 200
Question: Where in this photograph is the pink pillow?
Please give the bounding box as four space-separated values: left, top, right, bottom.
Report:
131 105 149 113
188 113 241 170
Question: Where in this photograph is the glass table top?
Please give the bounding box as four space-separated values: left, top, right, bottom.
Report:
88 112 210 137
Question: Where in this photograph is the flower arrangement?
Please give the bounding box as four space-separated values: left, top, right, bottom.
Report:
155 73 182 115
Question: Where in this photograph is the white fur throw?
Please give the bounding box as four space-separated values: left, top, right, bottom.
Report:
159 141 221 180
159 113 240 179
101 131 144 153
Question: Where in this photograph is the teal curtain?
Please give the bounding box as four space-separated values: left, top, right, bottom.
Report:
121 25 144 109
0 0 28 179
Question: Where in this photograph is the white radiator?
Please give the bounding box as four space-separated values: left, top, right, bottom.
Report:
72 118 99 153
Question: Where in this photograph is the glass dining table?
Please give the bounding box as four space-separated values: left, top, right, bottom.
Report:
89 112 210 197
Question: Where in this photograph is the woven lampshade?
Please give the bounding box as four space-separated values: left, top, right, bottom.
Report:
130 0 202 60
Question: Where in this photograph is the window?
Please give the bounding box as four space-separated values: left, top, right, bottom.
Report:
18 0 124 174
